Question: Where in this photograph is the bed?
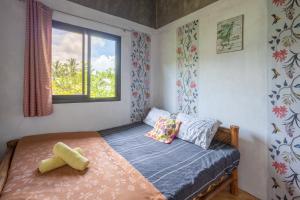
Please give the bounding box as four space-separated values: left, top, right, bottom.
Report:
0 123 240 200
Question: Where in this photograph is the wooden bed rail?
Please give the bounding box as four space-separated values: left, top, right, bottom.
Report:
195 125 240 200
214 125 239 148
215 125 239 197
229 125 239 196
0 140 18 193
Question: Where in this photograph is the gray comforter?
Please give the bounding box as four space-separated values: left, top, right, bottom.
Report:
100 123 240 200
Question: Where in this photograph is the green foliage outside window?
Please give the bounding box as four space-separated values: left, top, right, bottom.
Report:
52 58 116 98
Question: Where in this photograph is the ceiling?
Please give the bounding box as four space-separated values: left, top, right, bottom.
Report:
67 0 219 28
156 0 219 28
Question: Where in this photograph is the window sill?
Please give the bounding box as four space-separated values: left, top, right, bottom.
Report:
53 97 121 104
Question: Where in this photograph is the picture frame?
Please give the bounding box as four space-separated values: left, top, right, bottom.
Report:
217 15 244 54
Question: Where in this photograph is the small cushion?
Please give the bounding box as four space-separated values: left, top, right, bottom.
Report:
176 113 221 149
146 117 181 144
143 107 171 127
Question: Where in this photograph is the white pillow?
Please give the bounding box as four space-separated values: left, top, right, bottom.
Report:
143 107 171 127
176 113 222 149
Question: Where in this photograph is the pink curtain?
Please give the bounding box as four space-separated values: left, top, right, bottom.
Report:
23 0 53 117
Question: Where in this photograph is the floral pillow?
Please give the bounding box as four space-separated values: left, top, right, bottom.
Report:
146 117 181 144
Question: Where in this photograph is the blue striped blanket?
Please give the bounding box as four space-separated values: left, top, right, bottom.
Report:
101 123 240 200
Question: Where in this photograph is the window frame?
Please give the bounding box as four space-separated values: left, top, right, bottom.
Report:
52 20 121 104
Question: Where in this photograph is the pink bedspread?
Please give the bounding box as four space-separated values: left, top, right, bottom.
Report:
0 132 165 200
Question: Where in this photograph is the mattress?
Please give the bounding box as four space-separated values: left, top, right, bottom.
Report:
101 123 240 200
0 132 165 200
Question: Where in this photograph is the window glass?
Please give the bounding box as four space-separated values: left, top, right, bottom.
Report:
51 21 121 103
90 35 116 98
52 28 83 95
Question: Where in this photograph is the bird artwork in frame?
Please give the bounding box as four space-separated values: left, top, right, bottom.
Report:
217 15 244 54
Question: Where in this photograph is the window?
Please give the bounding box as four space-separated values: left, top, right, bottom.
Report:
52 21 121 103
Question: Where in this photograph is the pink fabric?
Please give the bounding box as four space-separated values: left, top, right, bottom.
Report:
23 0 53 117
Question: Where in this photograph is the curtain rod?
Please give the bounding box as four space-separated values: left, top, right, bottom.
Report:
18 0 135 32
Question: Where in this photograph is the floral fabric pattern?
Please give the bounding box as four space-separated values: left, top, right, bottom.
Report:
146 117 181 144
1 132 165 200
176 20 199 115
268 0 300 199
130 32 151 122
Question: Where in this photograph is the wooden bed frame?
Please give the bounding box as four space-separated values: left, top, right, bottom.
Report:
0 125 239 200
194 125 239 200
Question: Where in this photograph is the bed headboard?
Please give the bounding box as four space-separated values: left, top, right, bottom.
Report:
213 125 239 148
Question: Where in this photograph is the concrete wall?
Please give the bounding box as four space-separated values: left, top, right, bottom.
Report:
67 0 219 28
67 0 156 28
153 0 269 199
0 0 159 157
156 0 219 28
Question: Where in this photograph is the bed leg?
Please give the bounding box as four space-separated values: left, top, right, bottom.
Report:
230 169 239 195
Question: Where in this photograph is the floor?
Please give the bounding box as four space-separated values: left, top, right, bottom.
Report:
214 189 258 200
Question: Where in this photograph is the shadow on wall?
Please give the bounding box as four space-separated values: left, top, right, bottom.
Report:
238 129 268 199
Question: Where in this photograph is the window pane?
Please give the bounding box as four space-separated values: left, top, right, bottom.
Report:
90 35 116 98
52 28 83 95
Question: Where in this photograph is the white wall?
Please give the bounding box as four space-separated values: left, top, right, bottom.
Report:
0 0 158 156
154 0 269 199
0 0 269 198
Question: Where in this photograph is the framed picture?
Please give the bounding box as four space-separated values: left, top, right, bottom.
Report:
217 15 244 54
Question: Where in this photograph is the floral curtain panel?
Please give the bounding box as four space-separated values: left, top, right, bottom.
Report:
130 32 151 122
176 20 199 115
268 0 300 199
